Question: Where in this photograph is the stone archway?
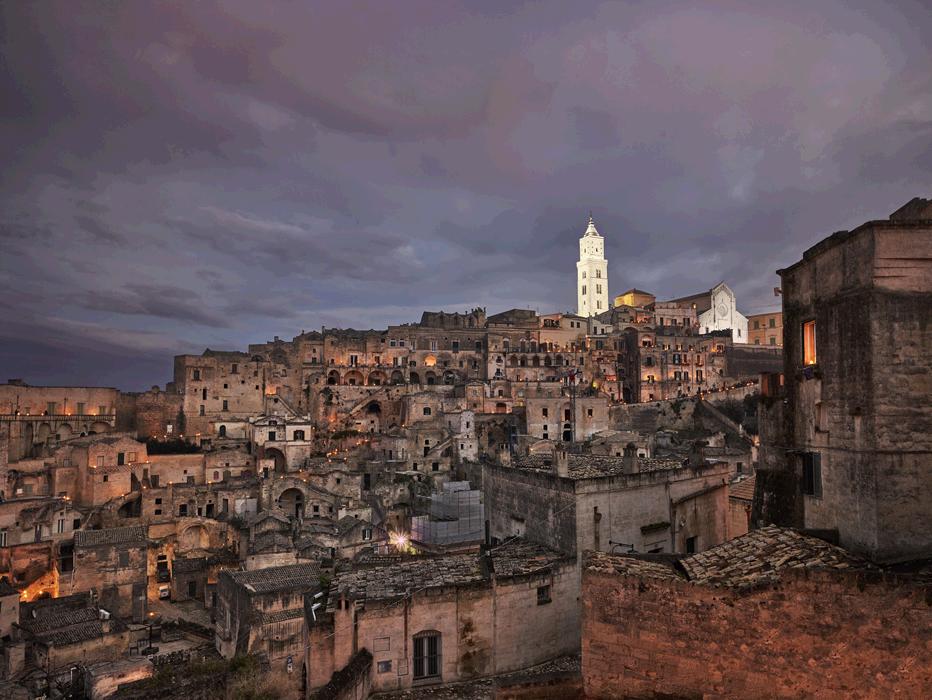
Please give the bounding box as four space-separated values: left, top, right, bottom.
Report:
409 372 421 385
278 487 305 519
179 524 209 551
56 423 73 441
344 370 364 386
327 370 341 385
265 447 287 474
367 370 387 386
390 370 405 385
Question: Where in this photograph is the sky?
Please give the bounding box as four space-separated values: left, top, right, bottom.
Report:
1 1 930 390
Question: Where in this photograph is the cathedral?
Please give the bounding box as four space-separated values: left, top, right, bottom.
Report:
576 215 608 317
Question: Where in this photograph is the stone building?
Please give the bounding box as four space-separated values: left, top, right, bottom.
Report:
581 527 930 699
69 526 148 621
215 562 323 691
755 198 932 563
577 216 609 317
307 539 577 693
18 593 131 685
747 310 782 346
484 447 732 562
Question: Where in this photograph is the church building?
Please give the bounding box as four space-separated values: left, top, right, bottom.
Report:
577 216 608 317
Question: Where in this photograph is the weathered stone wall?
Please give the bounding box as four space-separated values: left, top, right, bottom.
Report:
581 564 932 699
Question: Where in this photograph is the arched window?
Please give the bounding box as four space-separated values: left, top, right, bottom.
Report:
413 631 441 680
218 425 227 437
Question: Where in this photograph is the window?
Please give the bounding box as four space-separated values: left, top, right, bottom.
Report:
98 405 108 415
432 462 439 472
76 402 85 414
118 551 129 567
587 408 593 417
362 528 372 541
293 430 305 440
452 340 459 352
754 320 760 330
542 407 548 418
268 431 276 441
769 318 776 328
802 452 822 497
423 407 431 416
596 284 602 294
213 471 220 480
581 285 587 295
151 475 159 487
581 271 586 279
802 320 817 365
413 632 441 680
102 474 109 482
179 504 188 516
685 536 698 554
199 405 205 416
377 661 392 674
56 519 65 534
231 363 238 373
0 530 7 547
770 336 777 346
155 498 162 505
537 584 551 605
222 400 228 411
97 455 105 467
193 369 201 380
128 452 137 462
117 452 125 466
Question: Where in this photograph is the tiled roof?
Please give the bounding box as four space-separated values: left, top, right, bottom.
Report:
491 539 572 578
680 526 871 587
257 607 305 625
586 527 873 590
511 453 683 479
23 606 99 634
227 562 322 594
585 551 682 582
328 554 483 609
729 474 756 501
74 525 146 547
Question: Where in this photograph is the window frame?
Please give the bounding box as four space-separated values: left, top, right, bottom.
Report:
412 631 442 681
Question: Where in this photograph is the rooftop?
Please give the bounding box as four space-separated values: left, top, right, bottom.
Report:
729 474 756 502
586 526 873 589
327 539 568 610
510 453 685 479
226 562 322 594
74 525 147 547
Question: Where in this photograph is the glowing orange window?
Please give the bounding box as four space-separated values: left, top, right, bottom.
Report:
802 320 817 365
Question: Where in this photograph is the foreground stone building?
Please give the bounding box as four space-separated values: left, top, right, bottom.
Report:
755 197 932 563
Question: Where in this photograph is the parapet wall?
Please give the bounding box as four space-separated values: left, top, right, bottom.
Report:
582 563 932 699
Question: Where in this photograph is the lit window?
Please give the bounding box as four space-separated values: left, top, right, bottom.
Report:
802 320 817 365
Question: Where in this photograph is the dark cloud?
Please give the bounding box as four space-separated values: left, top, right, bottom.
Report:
1 0 930 388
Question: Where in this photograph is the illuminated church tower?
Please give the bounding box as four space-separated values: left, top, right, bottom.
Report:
576 215 608 317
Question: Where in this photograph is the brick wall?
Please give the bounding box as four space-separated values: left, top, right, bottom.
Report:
582 564 931 698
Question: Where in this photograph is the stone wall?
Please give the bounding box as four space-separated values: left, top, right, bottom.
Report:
581 563 932 699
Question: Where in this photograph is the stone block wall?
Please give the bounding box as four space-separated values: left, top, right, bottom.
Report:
581 564 932 699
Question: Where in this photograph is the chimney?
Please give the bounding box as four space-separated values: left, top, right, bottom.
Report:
622 443 639 474
553 445 569 477
689 440 708 468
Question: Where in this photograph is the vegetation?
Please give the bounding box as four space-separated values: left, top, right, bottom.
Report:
714 394 760 435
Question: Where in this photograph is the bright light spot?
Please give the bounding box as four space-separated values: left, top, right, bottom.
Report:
389 531 411 552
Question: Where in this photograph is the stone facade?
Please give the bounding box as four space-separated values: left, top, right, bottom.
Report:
755 200 932 563
747 310 783 347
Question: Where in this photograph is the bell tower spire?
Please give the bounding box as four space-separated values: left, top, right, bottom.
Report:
576 213 608 317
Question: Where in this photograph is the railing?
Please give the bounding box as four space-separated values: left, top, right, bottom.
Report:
0 413 116 422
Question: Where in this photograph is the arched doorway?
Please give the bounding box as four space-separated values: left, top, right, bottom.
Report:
278 488 304 519
218 425 227 437
367 370 386 386
390 370 405 385
344 370 364 386
56 423 73 441
409 372 421 385
327 370 340 385
266 447 287 474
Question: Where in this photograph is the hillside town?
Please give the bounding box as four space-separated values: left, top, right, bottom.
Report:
0 199 928 699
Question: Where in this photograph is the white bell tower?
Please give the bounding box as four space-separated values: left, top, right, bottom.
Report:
576 215 608 317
